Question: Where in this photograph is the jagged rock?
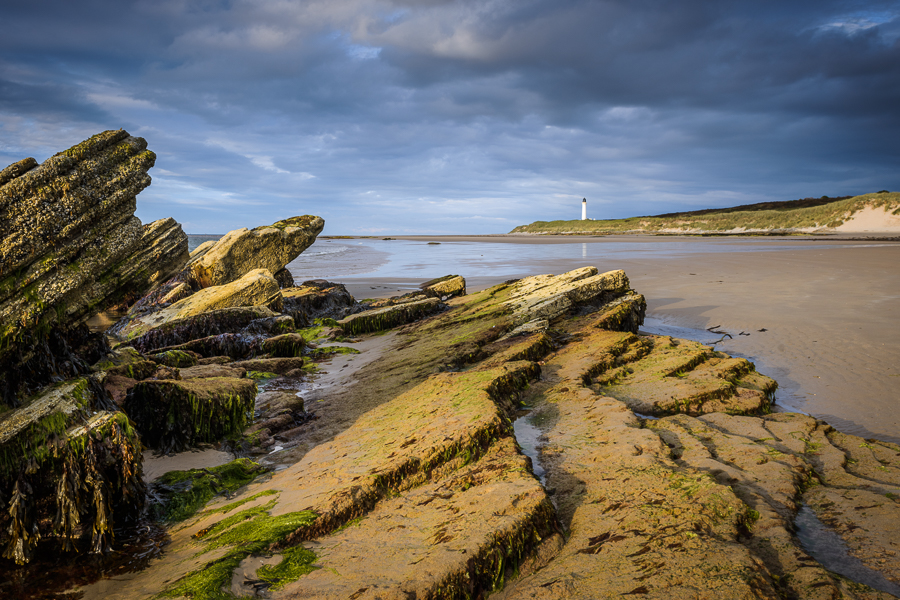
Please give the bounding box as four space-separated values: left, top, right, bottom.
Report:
189 216 324 289
337 297 443 334
282 280 355 324
0 378 143 564
124 306 284 353
422 274 466 298
0 130 187 409
123 377 256 453
504 267 631 326
114 269 283 341
186 239 216 265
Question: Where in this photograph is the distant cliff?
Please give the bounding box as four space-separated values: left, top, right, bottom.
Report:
511 191 900 234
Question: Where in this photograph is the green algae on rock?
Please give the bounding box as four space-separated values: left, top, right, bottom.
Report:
150 458 266 522
337 297 443 335
124 377 256 453
0 130 189 410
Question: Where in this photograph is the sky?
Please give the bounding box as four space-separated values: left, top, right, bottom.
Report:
1 0 899 235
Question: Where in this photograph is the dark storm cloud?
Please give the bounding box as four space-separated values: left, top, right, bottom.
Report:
1 0 898 233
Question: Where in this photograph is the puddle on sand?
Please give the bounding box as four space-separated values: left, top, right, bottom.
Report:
0 520 169 600
513 412 547 485
795 505 900 596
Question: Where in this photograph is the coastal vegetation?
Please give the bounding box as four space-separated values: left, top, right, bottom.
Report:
511 191 900 234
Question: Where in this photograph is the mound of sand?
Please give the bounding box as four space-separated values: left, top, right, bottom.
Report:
835 205 900 232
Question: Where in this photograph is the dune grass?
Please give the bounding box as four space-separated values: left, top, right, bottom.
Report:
510 191 899 234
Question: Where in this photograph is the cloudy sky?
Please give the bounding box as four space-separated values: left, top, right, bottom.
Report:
1 0 898 234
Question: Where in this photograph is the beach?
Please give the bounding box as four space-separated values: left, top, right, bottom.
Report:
286 234 900 443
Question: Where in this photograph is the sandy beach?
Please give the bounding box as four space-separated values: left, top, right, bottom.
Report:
304 234 900 444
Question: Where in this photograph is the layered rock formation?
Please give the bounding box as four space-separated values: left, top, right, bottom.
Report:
188 216 323 289
0 130 188 408
70 267 900 599
111 216 324 342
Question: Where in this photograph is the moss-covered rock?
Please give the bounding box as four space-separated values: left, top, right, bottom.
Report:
231 357 305 374
0 399 144 564
149 458 265 522
261 333 307 358
125 306 283 353
337 297 443 335
123 377 256 453
282 280 355 325
148 349 200 368
0 132 166 403
113 269 284 341
179 363 247 379
422 273 466 298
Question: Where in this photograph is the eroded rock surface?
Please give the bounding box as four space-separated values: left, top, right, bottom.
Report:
190 216 324 289
0 130 179 408
67 268 900 598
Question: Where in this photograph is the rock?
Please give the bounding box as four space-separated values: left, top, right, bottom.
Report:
0 130 172 408
231 357 305 375
422 274 466 298
123 377 256 453
92 346 158 380
262 333 307 357
150 333 265 360
0 378 143 564
124 306 283 352
188 216 324 289
255 390 305 415
197 356 233 365
504 267 631 326
179 364 247 379
273 267 295 288
337 297 443 335
590 333 775 416
282 280 355 324
114 269 283 341
148 349 200 368
186 239 216 265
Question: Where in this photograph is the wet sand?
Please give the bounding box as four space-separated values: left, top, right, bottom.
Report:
333 235 900 444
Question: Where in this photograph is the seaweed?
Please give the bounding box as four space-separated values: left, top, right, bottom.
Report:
149 458 266 522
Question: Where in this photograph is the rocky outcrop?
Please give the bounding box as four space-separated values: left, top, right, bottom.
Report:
422 274 466 298
0 130 188 409
337 297 443 334
124 377 257 453
115 269 283 341
0 378 144 564
282 280 356 325
189 216 324 289
40 268 900 596
111 216 323 344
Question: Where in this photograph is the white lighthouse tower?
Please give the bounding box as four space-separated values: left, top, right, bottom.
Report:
581 197 587 220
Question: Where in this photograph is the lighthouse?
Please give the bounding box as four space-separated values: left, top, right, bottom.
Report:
581 198 587 220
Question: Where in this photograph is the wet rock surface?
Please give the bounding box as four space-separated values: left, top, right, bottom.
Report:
3 261 897 599
337 296 443 334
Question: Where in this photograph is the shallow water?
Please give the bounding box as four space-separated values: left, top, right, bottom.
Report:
795 505 900 595
513 413 547 485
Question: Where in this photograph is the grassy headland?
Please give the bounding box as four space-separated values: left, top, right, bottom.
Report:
511 191 900 234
